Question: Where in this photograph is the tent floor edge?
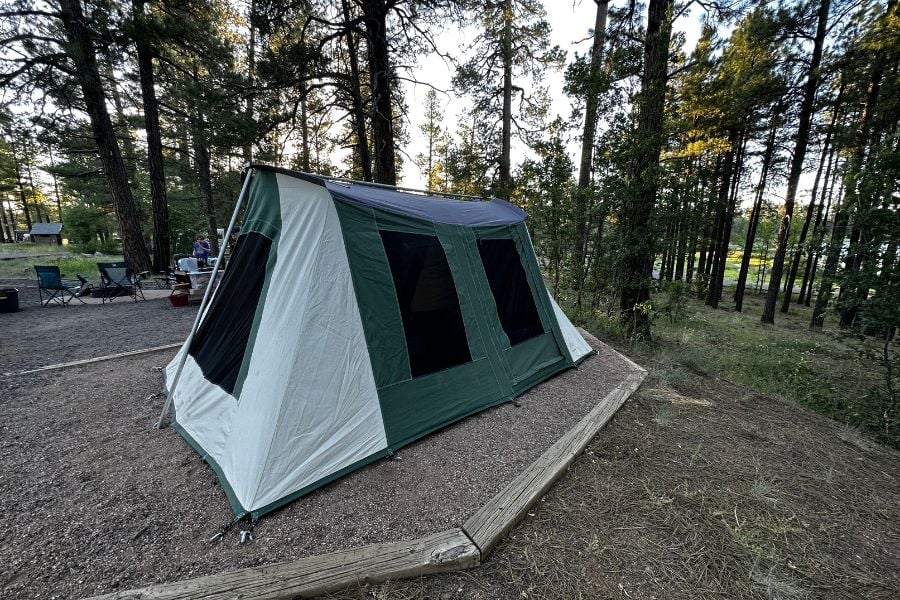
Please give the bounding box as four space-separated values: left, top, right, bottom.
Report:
171 419 250 518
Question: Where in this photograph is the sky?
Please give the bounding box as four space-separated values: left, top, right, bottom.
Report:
397 0 705 189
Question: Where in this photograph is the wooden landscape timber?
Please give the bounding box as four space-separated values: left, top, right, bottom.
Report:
2 343 182 378
86 336 646 600
462 367 647 556
89 528 479 600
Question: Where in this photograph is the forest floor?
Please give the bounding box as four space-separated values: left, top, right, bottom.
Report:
1 275 897 600
320 291 900 600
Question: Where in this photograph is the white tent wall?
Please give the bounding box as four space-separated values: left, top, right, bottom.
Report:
547 293 594 363
165 350 238 461
166 175 389 514
228 175 388 511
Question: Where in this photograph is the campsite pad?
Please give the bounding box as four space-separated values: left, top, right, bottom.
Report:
0 279 196 375
0 301 635 599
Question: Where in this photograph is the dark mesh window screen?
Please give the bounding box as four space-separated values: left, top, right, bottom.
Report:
189 232 271 395
477 238 544 346
379 230 472 378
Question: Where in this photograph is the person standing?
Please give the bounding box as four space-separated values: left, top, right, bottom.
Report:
193 234 211 267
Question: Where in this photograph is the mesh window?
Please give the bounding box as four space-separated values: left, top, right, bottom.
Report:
380 230 472 378
477 238 544 346
189 232 270 395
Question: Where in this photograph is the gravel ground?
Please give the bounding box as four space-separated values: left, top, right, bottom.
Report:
0 288 634 600
0 279 197 374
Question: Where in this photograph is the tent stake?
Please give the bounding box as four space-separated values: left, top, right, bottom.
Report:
156 166 254 429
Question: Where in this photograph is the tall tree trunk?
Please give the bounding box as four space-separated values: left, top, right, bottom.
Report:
192 122 220 257
342 0 373 181
619 0 673 337
498 0 513 199
362 0 396 185
133 0 171 273
47 145 63 221
781 93 841 312
780 142 828 311
761 0 829 324
12 148 33 230
706 140 736 308
299 81 311 171
5 202 16 240
0 201 11 242
105 62 137 178
59 0 150 271
813 7 890 328
573 0 609 303
800 157 839 305
244 0 255 163
735 114 779 311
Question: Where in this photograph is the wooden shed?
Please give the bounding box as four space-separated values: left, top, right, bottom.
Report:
29 222 63 245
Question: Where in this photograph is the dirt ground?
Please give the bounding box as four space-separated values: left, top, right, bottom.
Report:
0 279 636 600
0 279 196 373
321 355 900 600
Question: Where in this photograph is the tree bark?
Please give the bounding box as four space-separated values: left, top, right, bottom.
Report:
244 0 255 163
619 0 673 337
781 92 842 312
800 156 838 304
133 0 171 273
706 140 736 308
343 0 373 181
761 0 829 324
12 146 33 231
191 121 220 257
734 115 779 311
59 0 151 271
361 0 396 185
498 0 513 199
573 0 609 302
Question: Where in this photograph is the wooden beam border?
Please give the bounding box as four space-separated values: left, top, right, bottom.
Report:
2 343 182 378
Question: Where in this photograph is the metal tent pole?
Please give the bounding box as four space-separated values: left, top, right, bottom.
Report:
155 166 254 429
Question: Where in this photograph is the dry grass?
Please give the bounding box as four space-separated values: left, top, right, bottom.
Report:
321 364 900 600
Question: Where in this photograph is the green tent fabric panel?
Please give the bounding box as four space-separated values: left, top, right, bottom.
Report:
233 172 283 399
505 332 566 387
241 170 282 239
435 223 514 383
378 357 509 449
508 222 573 367
469 222 570 386
332 197 412 387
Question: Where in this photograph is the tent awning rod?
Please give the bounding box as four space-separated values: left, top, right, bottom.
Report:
155 165 254 429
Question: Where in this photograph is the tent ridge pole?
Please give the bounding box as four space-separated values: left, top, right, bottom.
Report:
155 166 254 429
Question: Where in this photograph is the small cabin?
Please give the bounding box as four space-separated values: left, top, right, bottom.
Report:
29 223 63 245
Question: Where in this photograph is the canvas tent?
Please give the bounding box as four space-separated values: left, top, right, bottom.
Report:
163 165 593 519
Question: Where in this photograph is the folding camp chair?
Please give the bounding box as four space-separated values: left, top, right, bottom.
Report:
97 262 145 303
34 265 85 307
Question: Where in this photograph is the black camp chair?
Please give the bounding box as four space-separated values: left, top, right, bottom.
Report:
34 265 85 307
97 262 145 303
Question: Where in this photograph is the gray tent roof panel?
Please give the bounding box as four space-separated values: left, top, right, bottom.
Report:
248 164 526 226
30 222 63 235
326 182 526 226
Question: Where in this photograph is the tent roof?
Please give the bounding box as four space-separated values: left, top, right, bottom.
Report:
251 164 526 226
30 222 62 235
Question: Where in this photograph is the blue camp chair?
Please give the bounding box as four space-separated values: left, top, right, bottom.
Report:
34 265 85 307
97 262 145 303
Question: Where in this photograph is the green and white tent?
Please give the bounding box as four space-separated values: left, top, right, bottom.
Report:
164 165 593 519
